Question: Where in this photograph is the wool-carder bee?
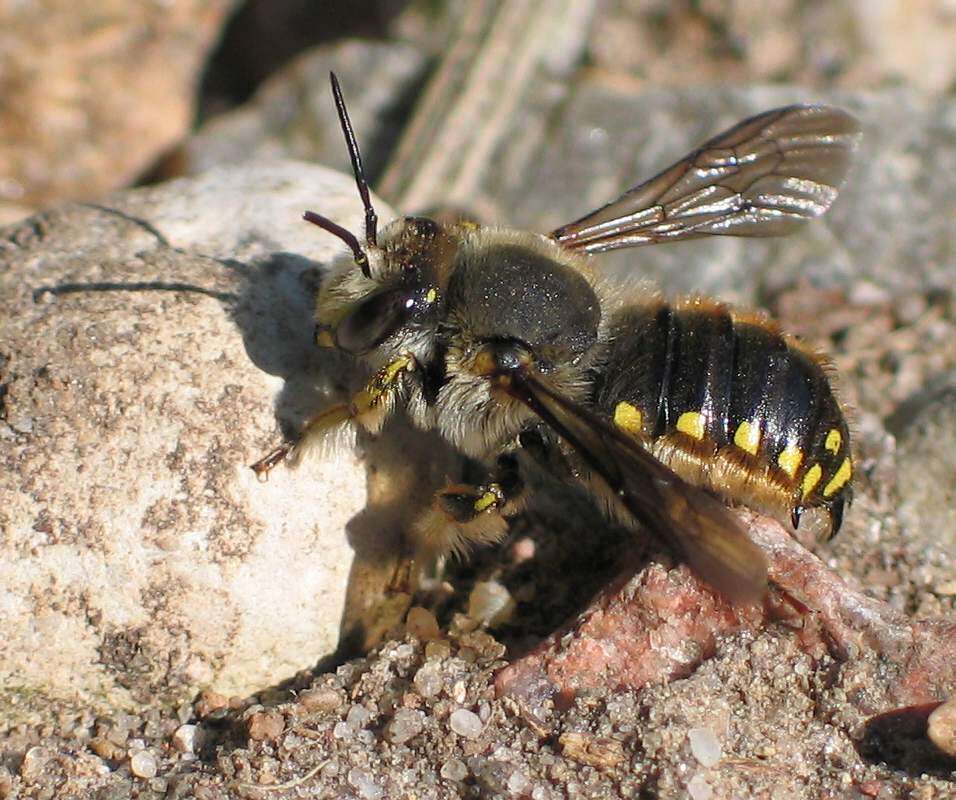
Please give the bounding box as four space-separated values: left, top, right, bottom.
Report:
253 74 861 602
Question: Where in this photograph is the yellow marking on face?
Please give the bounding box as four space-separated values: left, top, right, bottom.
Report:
801 464 822 499
425 288 438 304
823 457 852 497
733 420 761 455
315 328 335 348
473 483 503 513
825 428 842 454
676 411 705 440
613 402 643 435
777 445 803 478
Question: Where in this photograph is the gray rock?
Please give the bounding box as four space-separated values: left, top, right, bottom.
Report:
590 2 956 95
0 160 389 720
185 40 430 186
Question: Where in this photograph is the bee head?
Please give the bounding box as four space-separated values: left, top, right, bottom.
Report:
305 74 450 362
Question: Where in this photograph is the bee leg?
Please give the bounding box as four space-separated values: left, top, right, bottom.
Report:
250 354 416 477
411 453 526 560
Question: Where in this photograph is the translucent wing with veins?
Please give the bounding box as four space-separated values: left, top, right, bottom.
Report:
503 369 768 603
551 105 861 254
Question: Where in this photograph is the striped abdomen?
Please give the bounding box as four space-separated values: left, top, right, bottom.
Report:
593 298 852 536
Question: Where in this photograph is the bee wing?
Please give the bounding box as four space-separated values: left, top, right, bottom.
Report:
551 104 861 254
506 370 767 603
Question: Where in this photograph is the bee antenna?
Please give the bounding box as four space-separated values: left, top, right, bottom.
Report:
329 71 378 248
303 211 371 279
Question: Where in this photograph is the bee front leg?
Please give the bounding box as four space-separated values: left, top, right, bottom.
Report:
251 354 416 477
412 453 527 560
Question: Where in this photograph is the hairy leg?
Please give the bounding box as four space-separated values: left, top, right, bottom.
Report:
251 355 416 476
411 452 526 560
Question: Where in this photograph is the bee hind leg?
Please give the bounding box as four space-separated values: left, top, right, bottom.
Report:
411 453 526 561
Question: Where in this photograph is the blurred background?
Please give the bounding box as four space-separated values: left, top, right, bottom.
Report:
3 1 954 218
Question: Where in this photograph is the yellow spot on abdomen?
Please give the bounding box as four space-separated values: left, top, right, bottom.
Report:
823 457 852 497
425 288 438 304
801 464 822 498
614 402 643 435
733 420 761 455
777 445 803 478
825 428 842 454
676 411 705 440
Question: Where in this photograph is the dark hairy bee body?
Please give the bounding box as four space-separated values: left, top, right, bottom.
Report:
594 298 852 535
254 74 862 602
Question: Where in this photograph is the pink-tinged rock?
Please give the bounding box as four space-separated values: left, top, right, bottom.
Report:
495 510 956 713
496 561 763 706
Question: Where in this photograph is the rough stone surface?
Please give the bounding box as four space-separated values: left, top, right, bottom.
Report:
0 0 239 224
0 160 391 719
889 377 956 556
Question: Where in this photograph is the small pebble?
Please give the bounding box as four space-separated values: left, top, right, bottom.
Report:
687 773 713 800
460 630 506 661
386 709 424 745
449 708 483 739
424 640 452 660
194 691 228 718
348 767 383 800
19 747 49 780
171 725 200 755
935 580 956 596
246 711 285 742
129 750 157 779
298 687 342 714
688 727 722 767
928 696 956 757
509 536 536 563
441 758 468 782
405 606 441 640
89 737 124 761
507 769 531 795
467 580 516 627
346 705 372 729
414 663 444 699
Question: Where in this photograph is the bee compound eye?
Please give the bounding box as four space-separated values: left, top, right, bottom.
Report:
334 288 416 355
